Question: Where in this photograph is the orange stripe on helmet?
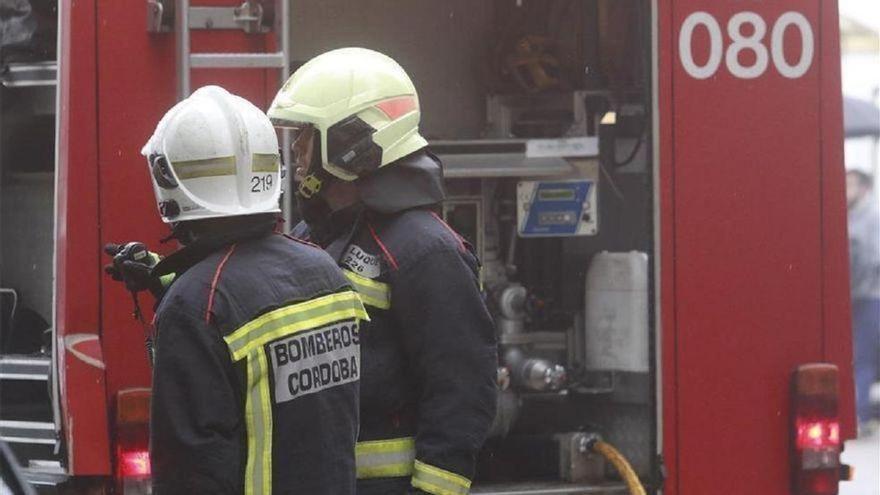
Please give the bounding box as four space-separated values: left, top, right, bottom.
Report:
374 96 418 120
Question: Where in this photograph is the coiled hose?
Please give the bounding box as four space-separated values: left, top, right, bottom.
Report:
589 438 647 495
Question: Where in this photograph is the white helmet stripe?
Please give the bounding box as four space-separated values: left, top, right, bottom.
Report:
252 153 281 173
174 156 236 180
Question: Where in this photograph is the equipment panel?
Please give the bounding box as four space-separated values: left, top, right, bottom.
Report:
517 179 597 237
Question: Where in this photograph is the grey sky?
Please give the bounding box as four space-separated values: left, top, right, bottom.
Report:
840 0 880 32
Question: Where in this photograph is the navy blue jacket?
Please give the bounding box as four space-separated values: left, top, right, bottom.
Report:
293 206 497 495
150 231 366 494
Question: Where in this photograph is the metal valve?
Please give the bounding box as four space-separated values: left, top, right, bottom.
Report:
523 359 567 391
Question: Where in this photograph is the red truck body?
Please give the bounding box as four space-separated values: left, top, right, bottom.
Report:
656 2 854 493
50 0 854 493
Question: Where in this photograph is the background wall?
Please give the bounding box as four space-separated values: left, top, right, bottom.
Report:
0 176 55 326
0 86 56 330
289 0 495 139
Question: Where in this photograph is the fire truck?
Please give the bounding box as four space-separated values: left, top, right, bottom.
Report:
0 0 856 494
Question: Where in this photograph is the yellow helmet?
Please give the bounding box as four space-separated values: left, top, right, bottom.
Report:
268 48 428 193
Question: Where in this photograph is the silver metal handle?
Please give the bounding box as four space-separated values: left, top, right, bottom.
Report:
176 0 191 99
278 0 292 224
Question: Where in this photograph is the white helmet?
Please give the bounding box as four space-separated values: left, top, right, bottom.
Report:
141 85 282 223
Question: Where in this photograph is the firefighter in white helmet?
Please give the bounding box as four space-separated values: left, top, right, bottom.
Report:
269 48 498 495
108 86 365 494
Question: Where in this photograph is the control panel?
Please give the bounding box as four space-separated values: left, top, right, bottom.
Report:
517 179 598 237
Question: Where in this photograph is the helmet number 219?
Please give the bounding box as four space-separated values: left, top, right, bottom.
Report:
251 174 273 193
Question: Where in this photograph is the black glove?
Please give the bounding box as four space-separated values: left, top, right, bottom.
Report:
103 242 163 296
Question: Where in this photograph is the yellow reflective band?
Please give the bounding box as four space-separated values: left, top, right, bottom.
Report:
224 291 368 361
252 153 280 173
356 437 415 479
146 252 176 288
146 252 162 265
147 251 177 289
158 272 176 288
244 352 256 495
412 460 472 495
344 270 391 310
244 348 272 495
257 350 272 494
174 155 236 179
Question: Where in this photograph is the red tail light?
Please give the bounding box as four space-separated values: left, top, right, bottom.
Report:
116 388 152 494
119 449 151 478
791 364 842 495
796 419 840 451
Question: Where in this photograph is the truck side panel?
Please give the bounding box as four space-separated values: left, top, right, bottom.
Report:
95 0 178 400
659 0 853 493
818 0 856 439
94 0 278 406
56 0 112 475
56 0 281 476
656 0 678 492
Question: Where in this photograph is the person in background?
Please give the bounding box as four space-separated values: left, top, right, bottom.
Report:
846 169 880 435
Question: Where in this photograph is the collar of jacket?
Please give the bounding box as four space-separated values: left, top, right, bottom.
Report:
306 150 446 255
152 222 275 278
356 149 446 214
308 203 364 248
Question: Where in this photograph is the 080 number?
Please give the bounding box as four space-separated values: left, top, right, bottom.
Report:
679 11 814 80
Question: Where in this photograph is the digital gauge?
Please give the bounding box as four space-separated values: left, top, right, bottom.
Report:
538 189 577 201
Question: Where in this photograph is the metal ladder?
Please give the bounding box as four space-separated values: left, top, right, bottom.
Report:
148 0 293 217
148 0 291 99
0 286 65 485
0 355 67 485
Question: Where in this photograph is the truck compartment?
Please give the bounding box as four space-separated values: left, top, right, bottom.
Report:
289 1 657 492
0 0 61 482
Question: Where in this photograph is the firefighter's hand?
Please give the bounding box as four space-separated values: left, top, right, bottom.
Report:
103 242 162 294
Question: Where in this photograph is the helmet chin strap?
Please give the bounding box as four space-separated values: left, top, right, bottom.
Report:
298 174 323 198
295 130 330 200
295 190 332 225
293 169 363 247
160 222 198 246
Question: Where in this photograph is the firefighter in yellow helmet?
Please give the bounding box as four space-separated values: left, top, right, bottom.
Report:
269 48 498 495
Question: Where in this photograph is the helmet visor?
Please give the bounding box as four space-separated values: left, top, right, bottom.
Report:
149 154 179 189
283 123 328 199
270 117 311 133
289 124 319 177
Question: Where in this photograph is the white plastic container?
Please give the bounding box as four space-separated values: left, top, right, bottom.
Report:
584 251 649 373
